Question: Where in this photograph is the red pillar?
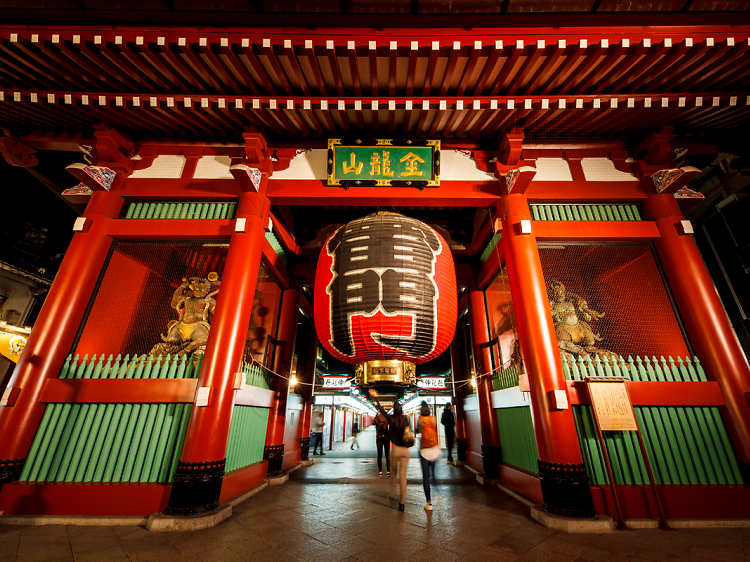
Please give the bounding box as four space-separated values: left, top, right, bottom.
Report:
0 192 123 489
449 337 468 462
468 291 502 478
165 192 269 515
264 289 301 475
297 321 318 461
645 194 750 479
500 194 595 517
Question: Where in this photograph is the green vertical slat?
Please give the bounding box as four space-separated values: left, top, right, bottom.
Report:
631 205 642 220
186 203 196 219
166 203 176 219
624 205 635 221
157 404 183 482
604 205 615 221
168 404 193 480
634 408 663 484
564 206 574 221
50 403 83 481
21 405 57 481
199 204 209 219
145 203 156 219
159 203 169 219
613 205 624 221
123 357 157 481
125 203 136 218
40 404 77 481
532 206 541 220
227 202 237 218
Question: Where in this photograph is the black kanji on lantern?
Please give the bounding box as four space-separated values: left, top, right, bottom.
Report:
325 214 442 358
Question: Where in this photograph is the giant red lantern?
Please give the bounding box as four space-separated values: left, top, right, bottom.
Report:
314 212 457 386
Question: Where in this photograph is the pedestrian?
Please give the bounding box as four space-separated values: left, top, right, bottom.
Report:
418 401 442 511
441 403 456 463
350 419 360 450
311 412 326 456
369 388 412 512
374 412 390 477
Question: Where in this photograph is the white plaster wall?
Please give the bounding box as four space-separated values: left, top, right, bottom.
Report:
193 155 234 179
129 155 186 179
581 158 638 182
533 158 573 181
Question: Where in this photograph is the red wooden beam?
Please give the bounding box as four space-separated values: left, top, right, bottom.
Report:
40 378 198 404
266 179 501 206
107 218 234 239
532 220 659 241
567 380 726 407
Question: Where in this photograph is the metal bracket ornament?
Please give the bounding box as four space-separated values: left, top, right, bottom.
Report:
229 164 263 193
65 163 116 191
651 169 685 194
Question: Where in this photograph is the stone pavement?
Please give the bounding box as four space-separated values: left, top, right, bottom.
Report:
2 444 750 561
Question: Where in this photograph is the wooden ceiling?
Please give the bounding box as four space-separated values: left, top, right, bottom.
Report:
0 11 748 145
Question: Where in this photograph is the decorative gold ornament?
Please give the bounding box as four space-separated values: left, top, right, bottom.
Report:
355 360 416 386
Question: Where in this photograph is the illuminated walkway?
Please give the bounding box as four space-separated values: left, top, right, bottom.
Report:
0 453 747 561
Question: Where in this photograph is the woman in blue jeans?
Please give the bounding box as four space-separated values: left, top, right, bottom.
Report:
417 402 442 511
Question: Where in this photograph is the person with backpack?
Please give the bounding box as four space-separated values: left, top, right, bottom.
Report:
374 412 390 476
369 388 412 512
417 401 442 511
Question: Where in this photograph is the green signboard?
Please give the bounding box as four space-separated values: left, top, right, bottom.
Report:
327 139 440 188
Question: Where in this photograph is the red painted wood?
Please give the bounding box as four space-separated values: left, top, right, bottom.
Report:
566 380 726 407
107 219 234 240
0 192 122 466
645 193 750 468
266 179 501 207
261 237 291 290
525 181 646 200
0 481 170 516
477 240 502 290
500 194 585 466
265 289 301 448
40 378 198 404
469 291 501 449
119 179 240 199
499 464 544 505
218 461 268 503
533 221 660 242
463 395 483 474
176 193 270 466
233 385 275 408
590 485 750 520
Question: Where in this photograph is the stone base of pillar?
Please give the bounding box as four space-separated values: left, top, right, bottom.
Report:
457 438 468 462
481 445 502 479
299 437 310 461
165 459 226 516
538 460 596 518
0 458 24 493
264 444 285 477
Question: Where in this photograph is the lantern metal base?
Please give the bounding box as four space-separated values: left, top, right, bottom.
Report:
355 360 417 386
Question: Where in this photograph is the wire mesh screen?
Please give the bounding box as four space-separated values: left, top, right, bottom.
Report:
75 242 228 358
243 263 283 370
486 266 518 372
538 244 689 361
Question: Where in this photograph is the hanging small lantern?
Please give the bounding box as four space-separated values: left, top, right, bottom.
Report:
314 212 457 386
